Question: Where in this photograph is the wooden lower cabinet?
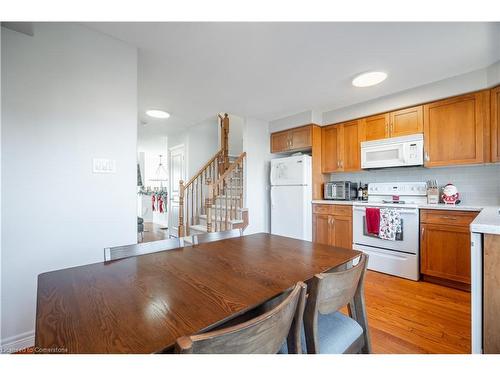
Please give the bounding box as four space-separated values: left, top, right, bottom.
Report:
420 209 478 290
312 204 352 249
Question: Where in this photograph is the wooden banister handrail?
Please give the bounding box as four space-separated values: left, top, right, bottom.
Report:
178 113 246 237
182 149 223 190
212 152 246 186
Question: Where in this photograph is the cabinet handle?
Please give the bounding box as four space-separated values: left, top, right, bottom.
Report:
421 227 425 238
440 216 457 220
391 123 394 134
340 160 344 168
425 152 430 162
385 123 388 136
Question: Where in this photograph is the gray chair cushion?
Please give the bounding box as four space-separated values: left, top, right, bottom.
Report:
313 311 363 354
279 312 363 354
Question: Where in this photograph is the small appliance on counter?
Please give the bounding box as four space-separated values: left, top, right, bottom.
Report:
426 180 439 204
324 181 358 200
442 183 460 205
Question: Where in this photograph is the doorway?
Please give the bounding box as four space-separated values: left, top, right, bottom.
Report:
169 144 186 237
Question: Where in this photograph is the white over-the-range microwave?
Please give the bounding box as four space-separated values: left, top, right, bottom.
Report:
360 133 424 169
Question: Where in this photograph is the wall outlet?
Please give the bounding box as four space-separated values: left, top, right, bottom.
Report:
93 158 116 174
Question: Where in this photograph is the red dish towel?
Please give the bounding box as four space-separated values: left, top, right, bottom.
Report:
366 208 380 235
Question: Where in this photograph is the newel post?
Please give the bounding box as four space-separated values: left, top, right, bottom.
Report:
222 113 229 172
178 180 185 237
205 178 214 233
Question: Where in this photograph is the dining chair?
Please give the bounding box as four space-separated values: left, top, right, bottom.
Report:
192 228 242 245
174 282 307 354
303 253 371 354
104 237 184 261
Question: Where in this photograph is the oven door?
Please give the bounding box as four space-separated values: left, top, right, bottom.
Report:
352 206 419 254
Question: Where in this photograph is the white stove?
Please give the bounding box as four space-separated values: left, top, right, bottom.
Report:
352 182 426 281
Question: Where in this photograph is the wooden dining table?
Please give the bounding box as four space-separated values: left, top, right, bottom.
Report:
35 233 361 353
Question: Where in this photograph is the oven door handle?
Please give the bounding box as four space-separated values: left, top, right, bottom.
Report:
353 207 418 215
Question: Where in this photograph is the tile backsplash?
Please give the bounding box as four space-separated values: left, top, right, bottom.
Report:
328 164 500 206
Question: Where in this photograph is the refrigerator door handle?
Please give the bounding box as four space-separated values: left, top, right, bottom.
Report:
270 187 275 209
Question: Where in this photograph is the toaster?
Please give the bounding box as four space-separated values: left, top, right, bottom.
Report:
324 181 358 200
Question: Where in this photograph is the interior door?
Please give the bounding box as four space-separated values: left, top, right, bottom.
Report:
169 145 185 237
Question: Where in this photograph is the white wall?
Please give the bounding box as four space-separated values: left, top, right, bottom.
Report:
322 65 494 124
242 117 274 234
269 110 322 133
226 114 244 156
328 164 500 207
1 23 137 351
487 60 500 86
168 117 219 180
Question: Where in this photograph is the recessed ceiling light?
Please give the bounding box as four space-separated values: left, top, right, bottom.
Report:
352 71 387 87
146 109 170 119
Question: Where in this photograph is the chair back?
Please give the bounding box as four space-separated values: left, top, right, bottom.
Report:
104 237 183 261
314 254 367 315
175 282 307 354
193 229 241 245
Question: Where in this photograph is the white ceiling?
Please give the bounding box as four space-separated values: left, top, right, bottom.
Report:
85 22 500 139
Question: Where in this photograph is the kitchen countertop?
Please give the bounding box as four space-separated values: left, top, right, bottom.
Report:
470 206 500 235
312 200 484 211
419 204 482 211
312 200 355 205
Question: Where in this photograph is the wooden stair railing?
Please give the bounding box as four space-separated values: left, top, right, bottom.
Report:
178 149 224 237
206 152 247 233
178 113 238 237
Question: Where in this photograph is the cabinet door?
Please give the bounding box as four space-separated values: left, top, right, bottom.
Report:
423 91 489 167
341 120 361 171
363 113 389 141
321 125 341 173
313 214 332 245
492 86 500 162
271 131 290 153
390 105 423 137
420 223 471 284
290 126 312 150
331 216 352 249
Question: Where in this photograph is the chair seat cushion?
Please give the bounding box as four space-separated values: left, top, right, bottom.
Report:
314 311 363 354
278 312 363 354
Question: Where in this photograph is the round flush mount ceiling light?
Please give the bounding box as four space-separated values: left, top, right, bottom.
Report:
352 71 388 87
146 109 170 119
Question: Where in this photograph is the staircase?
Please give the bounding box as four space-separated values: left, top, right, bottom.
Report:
178 114 248 237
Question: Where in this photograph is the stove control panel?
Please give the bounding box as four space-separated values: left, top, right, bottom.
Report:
367 182 427 196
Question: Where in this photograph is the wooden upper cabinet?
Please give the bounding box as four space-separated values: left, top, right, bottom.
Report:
270 131 290 153
321 120 361 173
321 125 341 173
270 125 313 153
290 126 312 150
390 105 423 137
423 90 490 167
491 86 500 162
363 113 389 141
341 120 361 171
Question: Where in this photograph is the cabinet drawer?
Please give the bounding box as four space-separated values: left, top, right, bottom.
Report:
313 204 352 216
420 209 478 226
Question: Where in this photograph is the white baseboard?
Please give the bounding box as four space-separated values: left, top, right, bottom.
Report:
1 331 35 354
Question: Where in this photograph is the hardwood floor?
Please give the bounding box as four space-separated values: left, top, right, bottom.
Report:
141 222 170 243
358 270 471 354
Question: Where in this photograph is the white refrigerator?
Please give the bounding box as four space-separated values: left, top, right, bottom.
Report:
270 154 312 241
